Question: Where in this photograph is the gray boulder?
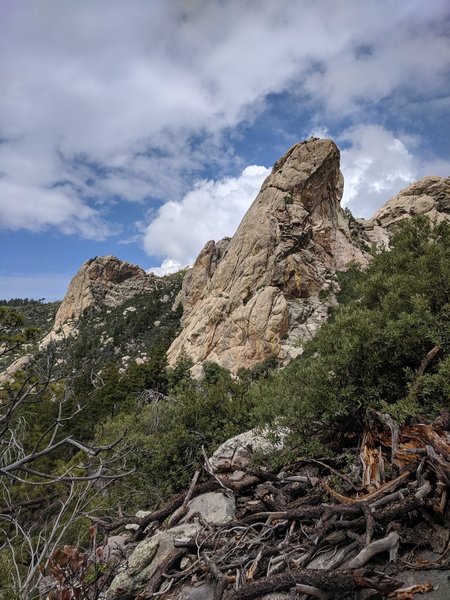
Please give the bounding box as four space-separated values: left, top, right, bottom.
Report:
181 491 235 526
209 427 287 473
172 582 217 600
106 522 200 599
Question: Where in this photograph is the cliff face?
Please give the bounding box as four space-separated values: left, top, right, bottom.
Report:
167 138 368 373
50 255 157 338
45 143 450 375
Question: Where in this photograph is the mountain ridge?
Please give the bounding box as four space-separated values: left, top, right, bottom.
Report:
33 138 450 376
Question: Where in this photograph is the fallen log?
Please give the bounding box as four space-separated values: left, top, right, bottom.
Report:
48 412 450 600
140 548 186 598
229 567 402 599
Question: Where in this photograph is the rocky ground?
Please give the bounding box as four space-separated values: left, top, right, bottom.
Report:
42 411 449 600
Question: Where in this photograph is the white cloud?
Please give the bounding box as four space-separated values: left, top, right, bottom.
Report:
0 178 111 239
147 259 185 277
144 165 270 267
340 124 450 217
0 1 448 239
144 123 450 270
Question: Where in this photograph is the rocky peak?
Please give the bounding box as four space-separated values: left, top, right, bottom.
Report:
359 175 450 248
167 138 368 373
51 255 157 336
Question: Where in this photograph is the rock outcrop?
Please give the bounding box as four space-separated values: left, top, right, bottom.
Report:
359 175 450 248
39 147 449 373
167 141 450 375
107 522 202 599
167 138 368 373
48 255 158 339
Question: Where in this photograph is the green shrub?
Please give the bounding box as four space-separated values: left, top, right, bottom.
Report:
252 216 450 448
99 365 256 510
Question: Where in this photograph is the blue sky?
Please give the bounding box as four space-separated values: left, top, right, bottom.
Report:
1 0 449 300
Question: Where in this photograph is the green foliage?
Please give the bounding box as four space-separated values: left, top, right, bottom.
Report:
48 272 183 442
167 350 193 390
66 345 170 442
0 551 17 600
0 301 59 373
100 365 256 509
334 262 365 305
2 215 450 596
237 354 278 385
203 361 230 384
420 355 450 413
0 277 185 595
379 396 420 424
252 217 450 448
0 306 39 356
69 272 183 372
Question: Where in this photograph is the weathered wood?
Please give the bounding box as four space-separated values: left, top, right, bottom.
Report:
205 556 227 600
407 345 441 405
167 470 200 527
142 548 186 598
341 532 400 569
229 567 402 599
295 583 332 598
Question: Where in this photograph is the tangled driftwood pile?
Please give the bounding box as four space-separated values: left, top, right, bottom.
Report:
45 412 449 599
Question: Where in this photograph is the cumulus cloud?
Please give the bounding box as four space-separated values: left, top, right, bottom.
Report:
340 124 450 217
144 124 449 268
147 259 185 277
144 165 270 268
0 1 448 239
0 179 111 238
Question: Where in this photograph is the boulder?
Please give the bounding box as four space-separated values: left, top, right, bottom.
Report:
359 175 450 248
100 534 130 564
170 582 217 600
106 522 201 599
209 427 287 473
181 491 235 526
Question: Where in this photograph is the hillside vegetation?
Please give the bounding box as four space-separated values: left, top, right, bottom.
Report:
98 217 450 499
0 299 60 370
252 215 450 448
0 216 449 598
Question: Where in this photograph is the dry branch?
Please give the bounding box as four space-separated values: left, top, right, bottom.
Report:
229 567 402 599
47 412 450 599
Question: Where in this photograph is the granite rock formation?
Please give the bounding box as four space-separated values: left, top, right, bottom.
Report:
49 255 157 339
167 138 368 373
359 175 450 248
44 147 450 374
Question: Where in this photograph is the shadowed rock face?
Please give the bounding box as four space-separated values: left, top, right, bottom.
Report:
167 138 368 373
52 255 156 334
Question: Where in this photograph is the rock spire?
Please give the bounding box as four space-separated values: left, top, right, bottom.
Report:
167 138 368 373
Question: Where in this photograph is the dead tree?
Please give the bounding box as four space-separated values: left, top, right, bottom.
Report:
0 341 131 600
